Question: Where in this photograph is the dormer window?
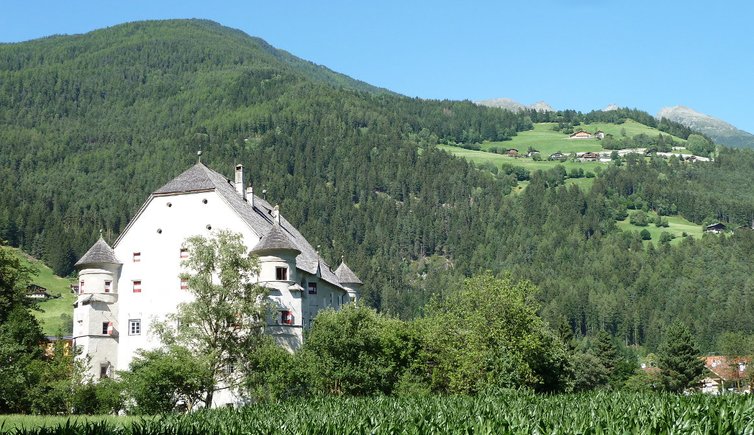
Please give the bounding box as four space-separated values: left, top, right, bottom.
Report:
104 281 111 293
180 248 189 259
276 267 288 281
133 252 141 262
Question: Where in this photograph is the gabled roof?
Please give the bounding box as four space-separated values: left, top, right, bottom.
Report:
75 237 121 267
148 163 343 288
251 222 301 254
154 163 216 194
335 261 362 285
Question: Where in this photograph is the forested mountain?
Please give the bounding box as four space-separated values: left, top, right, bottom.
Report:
1 19 754 353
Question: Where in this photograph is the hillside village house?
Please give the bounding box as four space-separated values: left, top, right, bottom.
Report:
72 162 362 400
26 284 51 299
701 356 751 394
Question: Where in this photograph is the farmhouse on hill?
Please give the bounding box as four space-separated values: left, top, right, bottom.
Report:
704 222 726 234
72 162 362 401
26 284 50 299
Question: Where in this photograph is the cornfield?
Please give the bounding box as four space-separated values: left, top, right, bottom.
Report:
4 391 754 434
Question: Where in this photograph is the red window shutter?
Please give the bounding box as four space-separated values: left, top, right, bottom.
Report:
281 311 293 325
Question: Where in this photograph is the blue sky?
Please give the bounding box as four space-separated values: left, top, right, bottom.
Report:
2 1 753 132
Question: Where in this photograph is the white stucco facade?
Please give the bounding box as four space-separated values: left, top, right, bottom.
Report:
72 163 361 399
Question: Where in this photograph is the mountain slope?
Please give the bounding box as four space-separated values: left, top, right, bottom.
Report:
0 18 527 286
0 19 389 95
657 106 754 149
2 20 754 350
476 98 554 112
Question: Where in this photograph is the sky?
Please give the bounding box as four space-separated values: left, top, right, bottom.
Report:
2 0 754 132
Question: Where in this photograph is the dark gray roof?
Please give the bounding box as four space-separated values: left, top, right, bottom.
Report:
75 237 121 267
154 164 216 194
335 261 362 285
251 222 301 254
152 163 343 288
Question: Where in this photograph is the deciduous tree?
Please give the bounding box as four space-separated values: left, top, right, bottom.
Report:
152 230 267 407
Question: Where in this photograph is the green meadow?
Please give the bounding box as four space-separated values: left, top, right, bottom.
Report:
480 120 688 157
9 247 76 336
616 212 703 245
437 144 605 172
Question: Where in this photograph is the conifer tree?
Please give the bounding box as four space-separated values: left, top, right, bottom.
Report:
657 322 705 393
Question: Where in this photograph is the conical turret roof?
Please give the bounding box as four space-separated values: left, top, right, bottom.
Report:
251 222 301 254
335 261 362 285
75 237 121 267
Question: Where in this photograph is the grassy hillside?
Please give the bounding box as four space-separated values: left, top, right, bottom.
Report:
616 213 703 245
440 119 692 181
8 247 75 335
481 120 688 157
437 144 604 172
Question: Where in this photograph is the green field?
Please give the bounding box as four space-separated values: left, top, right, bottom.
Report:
0 415 144 433
437 144 605 172
8 247 76 336
480 120 687 157
3 392 752 434
616 212 703 245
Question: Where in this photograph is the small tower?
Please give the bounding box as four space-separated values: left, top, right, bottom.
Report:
73 236 122 381
251 221 303 351
335 259 362 303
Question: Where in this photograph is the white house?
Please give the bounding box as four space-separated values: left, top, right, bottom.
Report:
72 162 362 393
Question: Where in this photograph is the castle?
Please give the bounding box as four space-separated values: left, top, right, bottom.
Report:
72 162 362 385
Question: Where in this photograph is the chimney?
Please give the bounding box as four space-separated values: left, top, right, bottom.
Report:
246 186 254 207
273 204 280 224
235 164 245 199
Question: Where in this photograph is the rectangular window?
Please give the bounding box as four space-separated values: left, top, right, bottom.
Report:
133 280 142 293
276 266 288 281
133 252 141 262
102 322 109 335
307 282 317 295
104 280 111 293
79 281 84 293
180 248 189 259
180 277 189 290
100 365 109 379
129 319 141 335
281 310 293 325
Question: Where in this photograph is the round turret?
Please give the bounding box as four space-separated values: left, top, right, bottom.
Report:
252 222 301 284
75 237 122 295
335 259 362 302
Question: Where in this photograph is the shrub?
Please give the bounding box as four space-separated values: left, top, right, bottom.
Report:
630 211 649 226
